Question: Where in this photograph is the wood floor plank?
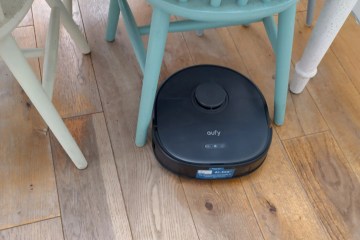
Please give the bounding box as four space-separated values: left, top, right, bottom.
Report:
242 132 330 240
331 15 360 93
293 12 360 180
181 18 329 240
51 113 132 240
76 1 199 239
181 179 264 240
0 218 64 240
31 0 102 118
283 132 360 239
181 27 248 74
0 27 59 230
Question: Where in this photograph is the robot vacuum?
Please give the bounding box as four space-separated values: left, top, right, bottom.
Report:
152 65 272 179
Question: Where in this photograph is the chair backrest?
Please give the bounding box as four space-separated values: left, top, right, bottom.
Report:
148 0 295 23
179 0 272 7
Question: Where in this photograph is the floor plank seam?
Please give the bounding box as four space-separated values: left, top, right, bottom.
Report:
178 178 201 240
62 110 104 120
48 134 67 240
326 128 360 181
279 137 333 239
239 179 267 240
281 129 329 141
73 1 134 237
300 50 360 181
0 216 62 233
330 41 360 96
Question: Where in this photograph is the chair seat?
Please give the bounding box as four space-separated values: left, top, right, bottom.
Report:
0 0 33 39
148 0 297 22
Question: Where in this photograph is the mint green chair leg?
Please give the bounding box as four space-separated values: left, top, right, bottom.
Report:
106 0 120 42
135 9 170 147
263 16 277 52
274 4 296 125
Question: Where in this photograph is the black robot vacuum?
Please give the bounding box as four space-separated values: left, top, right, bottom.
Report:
152 65 272 179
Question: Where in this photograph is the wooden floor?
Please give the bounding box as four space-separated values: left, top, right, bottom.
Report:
1 0 360 239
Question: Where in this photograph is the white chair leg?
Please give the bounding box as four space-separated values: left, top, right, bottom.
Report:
45 0 90 54
0 35 88 169
63 0 72 14
290 0 358 94
43 6 60 99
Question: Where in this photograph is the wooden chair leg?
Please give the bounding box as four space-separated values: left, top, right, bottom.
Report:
0 35 88 169
263 16 277 52
274 4 296 125
118 0 146 72
63 0 72 14
106 0 121 42
43 6 60 100
45 0 90 54
135 8 170 147
290 0 357 94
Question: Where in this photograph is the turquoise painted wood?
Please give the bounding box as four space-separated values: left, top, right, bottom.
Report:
262 16 277 52
106 0 120 41
106 0 297 147
274 3 296 125
135 8 170 146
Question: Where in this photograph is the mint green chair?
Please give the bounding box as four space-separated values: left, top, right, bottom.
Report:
106 0 297 147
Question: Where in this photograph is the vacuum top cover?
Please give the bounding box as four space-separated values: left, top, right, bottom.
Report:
153 65 272 167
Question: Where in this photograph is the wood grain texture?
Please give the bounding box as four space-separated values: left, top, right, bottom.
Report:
0 27 59 230
284 132 360 239
331 15 360 93
0 218 64 240
242 132 330 240
77 0 199 239
181 178 264 240
293 12 360 180
31 0 102 118
51 113 132 240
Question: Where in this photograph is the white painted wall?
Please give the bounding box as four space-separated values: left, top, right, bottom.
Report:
353 1 360 23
